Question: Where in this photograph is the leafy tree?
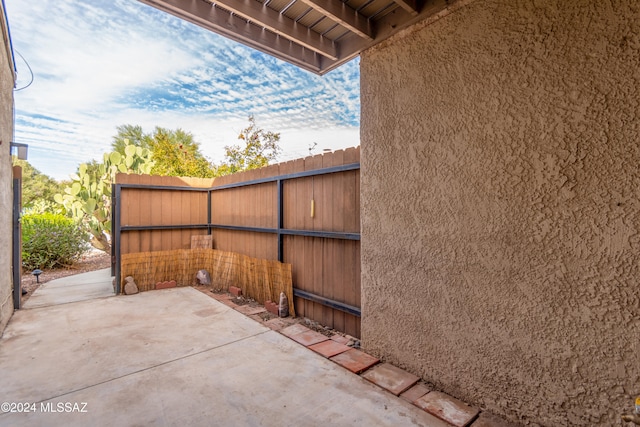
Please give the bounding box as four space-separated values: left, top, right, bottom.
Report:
11 158 65 212
111 124 150 154
55 144 154 253
112 125 214 178
148 127 215 178
217 116 281 175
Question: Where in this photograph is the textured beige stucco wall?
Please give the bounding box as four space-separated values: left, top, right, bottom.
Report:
0 15 14 334
360 0 640 425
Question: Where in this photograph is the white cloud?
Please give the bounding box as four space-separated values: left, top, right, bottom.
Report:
5 0 360 181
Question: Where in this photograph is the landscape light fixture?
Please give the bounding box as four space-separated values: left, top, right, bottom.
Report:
10 142 28 160
31 269 42 283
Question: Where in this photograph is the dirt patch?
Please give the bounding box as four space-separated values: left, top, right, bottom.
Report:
20 250 111 304
258 311 277 321
230 296 250 306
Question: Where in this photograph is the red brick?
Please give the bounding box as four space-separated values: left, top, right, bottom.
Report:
400 383 431 403
308 340 351 358
330 335 350 345
234 305 267 316
229 286 242 297
280 324 311 338
219 298 238 308
361 363 419 396
330 349 379 374
415 391 479 427
265 318 288 331
288 330 329 347
210 292 232 302
265 301 279 315
156 281 176 290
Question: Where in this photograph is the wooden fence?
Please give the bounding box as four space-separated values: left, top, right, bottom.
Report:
114 147 360 337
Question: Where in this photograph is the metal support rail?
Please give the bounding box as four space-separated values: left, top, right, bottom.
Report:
293 289 361 317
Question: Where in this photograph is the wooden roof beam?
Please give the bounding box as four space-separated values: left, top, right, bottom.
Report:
211 0 338 60
393 0 419 16
296 0 374 40
139 0 326 73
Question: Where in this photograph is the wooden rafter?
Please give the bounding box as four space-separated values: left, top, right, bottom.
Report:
211 0 338 60
296 0 374 40
139 0 328 72
392 0 419 16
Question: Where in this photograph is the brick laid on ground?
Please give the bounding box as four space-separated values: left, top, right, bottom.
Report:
264 318 288 331
288 329 329 347
330 349 379 374
361 363 420 396
400 383 431 403
280 324 311 338
415 391 479 427
234 305 267 316
330 334 350 345
308 340 351 358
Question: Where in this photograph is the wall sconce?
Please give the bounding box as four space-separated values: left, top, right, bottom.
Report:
10 142 28 160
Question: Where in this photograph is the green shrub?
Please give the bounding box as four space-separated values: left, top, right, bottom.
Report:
21 213 89 270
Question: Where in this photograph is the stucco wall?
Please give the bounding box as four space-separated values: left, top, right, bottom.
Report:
360 0 640 425
0 11 14 334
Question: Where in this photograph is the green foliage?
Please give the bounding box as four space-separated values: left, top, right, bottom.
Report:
55 143 154 253
217 116 281 175
148 127 215 178
22 200 65 216
111 124 150 155
21 213 89 270
112 125 214 178
11 159 65 212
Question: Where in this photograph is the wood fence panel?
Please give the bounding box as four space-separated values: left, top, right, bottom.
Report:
119 174 140 255
159 176 173 251
189 180 207 248
320 152 335 327
149 178 163 253
330 150 345 332
116 150 361 336
305 154 322 321
138 174 152 253
292 159 313 317
279 159 300 316
211 229 277 261
344 147 361 337
118 175 132 255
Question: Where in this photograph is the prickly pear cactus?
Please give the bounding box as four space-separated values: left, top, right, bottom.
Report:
54 142 154 252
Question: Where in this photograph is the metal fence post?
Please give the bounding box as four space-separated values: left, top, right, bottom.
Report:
277 179 283 262
12 170 21 309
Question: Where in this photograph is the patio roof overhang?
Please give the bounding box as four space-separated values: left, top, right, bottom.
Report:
138 0 473 75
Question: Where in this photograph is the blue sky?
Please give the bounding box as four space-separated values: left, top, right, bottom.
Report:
5 0 360 180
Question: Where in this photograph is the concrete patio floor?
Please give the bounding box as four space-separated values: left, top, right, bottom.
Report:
0 270 451 427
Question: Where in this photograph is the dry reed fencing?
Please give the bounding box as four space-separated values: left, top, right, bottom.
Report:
113 147 361 337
